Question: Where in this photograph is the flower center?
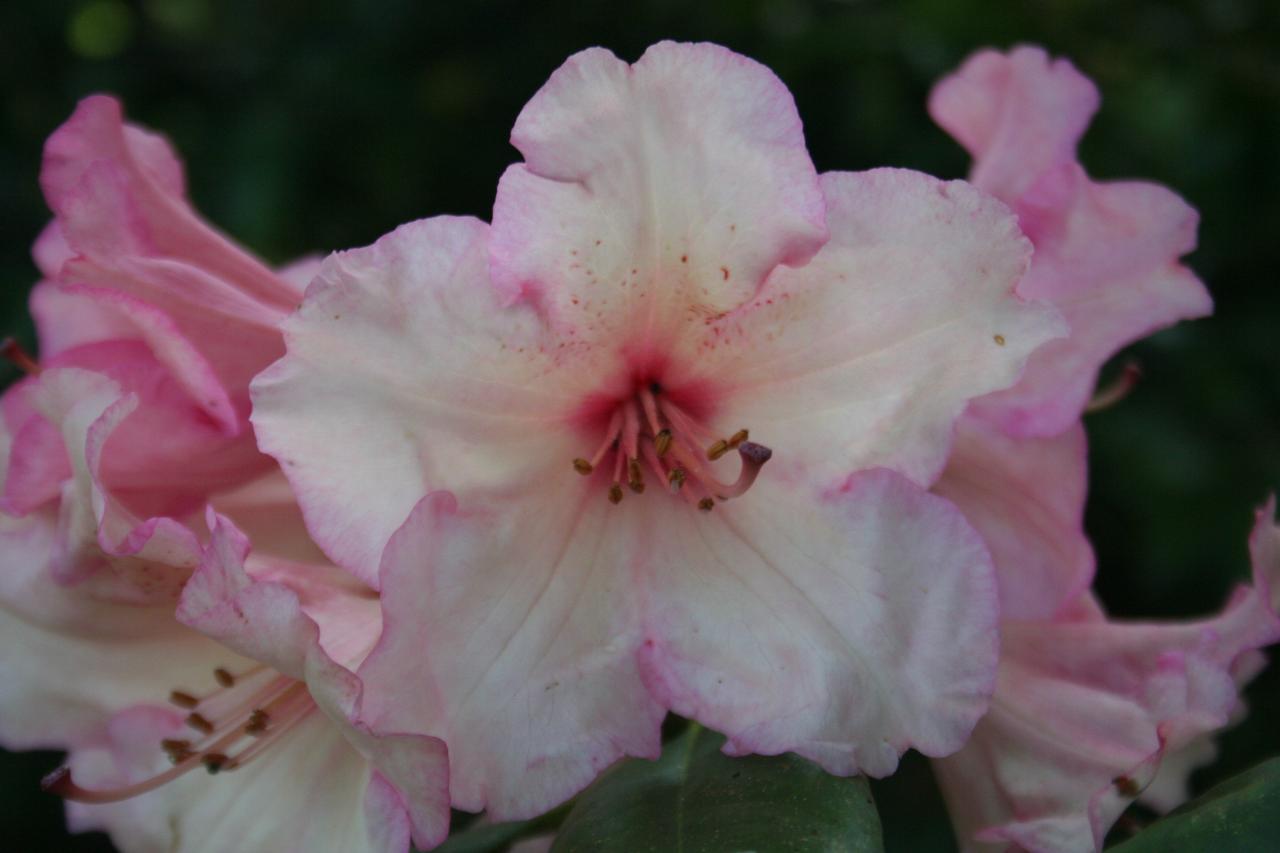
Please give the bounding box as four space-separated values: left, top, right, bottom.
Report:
571 381 771 511
43 664 316 803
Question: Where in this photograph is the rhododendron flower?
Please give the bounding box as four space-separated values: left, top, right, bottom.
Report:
0 97 449 851
929 46 1213 437
1 94 319 591
924 47 1279 852
251 41 1065 818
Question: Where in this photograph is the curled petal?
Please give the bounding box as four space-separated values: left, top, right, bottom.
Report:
934 500 1280 852
928 45 1098 202
177 513 449 849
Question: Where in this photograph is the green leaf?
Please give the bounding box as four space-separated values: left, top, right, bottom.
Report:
1111 758 1280 852
551 724 883 853
433 804 568 853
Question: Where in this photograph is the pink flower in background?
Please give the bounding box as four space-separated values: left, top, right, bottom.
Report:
251 41 1064 818
925 47 1279 852
1 94 314 596
0 98 449 852
929 46 1212 437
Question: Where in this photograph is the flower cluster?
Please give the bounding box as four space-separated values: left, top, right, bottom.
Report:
1 42 1275 853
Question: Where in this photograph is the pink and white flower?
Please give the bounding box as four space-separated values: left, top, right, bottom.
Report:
251 41 1065 819
929 45 1213 437
0 97 450 852
926 47 1278 852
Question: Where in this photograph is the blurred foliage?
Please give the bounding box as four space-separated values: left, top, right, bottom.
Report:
0 0 1277 850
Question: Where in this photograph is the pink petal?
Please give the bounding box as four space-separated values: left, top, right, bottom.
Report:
693 169 1065 487
928 45 1099 202
41 95 290 311
33 221 74 279
930 47 1212 437
934 505 1280 853
0 509 230 750
967 166 1212 436
30 279 136 360
639 468 999 777
490 42 826 338
251 216 585 586
933 416 1094 621
18 366 202 601
358 489 664 819
177 513 450 849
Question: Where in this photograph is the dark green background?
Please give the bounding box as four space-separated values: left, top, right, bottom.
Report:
1 0 1277 850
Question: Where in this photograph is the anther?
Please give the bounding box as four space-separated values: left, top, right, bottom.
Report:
698 497 715 511
667 467 686 493
245 709 270 736
573 458 594 475
213 668 235 688
654 429 673 457
185 713 215 735
161 739 193 763
202 753 229 775
706 439 730 461
169 691 199 709
608 483 624 505
627 458 645 493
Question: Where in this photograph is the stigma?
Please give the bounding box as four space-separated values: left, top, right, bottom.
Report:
571 382 771 509
43 665 316 803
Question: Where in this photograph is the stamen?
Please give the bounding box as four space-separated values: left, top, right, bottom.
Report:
1086 360 1143 413
573 458 594 475
727 429 749 448
608 483 624 505
667 468 686 493
0 337 40 375
698 497 715 511
213 668 236 688
202 753 229 774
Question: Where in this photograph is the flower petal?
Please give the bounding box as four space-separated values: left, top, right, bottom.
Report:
0 510 231 750
490 41 826 340
934 511 1280 853
357 488 664 819
251 216 585 586
177 513 451 849
933 416 1094 621
694 169 1065 487
966 166 1212 436
41 95 290 311
639 468 999 777
927 45 1098 202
